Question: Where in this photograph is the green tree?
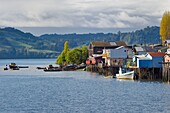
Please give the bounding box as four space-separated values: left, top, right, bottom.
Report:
56 51 65 65
81 46 88 63
160 11 170 44
66 48 82 64
66 46 88 64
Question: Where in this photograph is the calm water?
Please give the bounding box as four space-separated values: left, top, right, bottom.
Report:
0 59 170 113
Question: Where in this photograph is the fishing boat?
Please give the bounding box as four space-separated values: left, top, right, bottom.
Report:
44 68 62 72
37 67 46 70
116 68 134 80
76 63 86 71
44 64 62 72
9 63 19 70
62 64 77 71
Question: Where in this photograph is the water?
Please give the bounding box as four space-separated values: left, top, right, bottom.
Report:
0 59 170 113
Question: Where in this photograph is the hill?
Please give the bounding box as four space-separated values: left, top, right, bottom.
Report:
0 26 161 59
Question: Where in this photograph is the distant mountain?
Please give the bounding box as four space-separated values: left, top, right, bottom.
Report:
0 26 161 59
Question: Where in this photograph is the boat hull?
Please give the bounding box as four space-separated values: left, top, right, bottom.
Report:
44 68 62 72
116 71 134 80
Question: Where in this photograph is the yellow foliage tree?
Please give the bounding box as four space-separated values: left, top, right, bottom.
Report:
160 11 170 45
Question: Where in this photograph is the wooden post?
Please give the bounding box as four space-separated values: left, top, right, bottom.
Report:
138 68 141 79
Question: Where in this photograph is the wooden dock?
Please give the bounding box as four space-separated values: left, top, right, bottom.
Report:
161 62 170 82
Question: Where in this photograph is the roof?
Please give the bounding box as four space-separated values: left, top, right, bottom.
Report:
91 42 110 47
135 47 145 52
148 52 165 57
115 41 127 46
138 57 151 60
133 55 145 58
91 41 127 47
165 40 170 44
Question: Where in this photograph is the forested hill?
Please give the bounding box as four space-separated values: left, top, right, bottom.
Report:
0 26 161 59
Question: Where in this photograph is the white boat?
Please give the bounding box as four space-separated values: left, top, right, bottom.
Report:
116 68 134 80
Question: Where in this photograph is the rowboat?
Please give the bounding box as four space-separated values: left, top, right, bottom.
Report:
116 68 134 80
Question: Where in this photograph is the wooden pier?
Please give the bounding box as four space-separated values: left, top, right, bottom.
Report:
162 62 170 82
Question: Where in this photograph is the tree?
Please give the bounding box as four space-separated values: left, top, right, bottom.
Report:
56 51 65 65
81 46 88 63
64 41 69 55
66 48 82 64
56 41 70 64
65 46 88 64
160 11 170 44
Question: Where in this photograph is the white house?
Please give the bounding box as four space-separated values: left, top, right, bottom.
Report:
102 46 133 66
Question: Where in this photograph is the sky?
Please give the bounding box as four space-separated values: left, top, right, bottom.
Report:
0 0 169 35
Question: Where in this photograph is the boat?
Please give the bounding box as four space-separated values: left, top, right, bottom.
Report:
4 67 8 70
62 64 77 71
44 64 62 72
36 67 46 70
76 64 86 71
18 66 29 68
116 68 134 80
9 63 19 70
44 68 62 72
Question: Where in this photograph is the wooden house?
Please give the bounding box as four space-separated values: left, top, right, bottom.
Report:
88 41 128 65
102 46 133 66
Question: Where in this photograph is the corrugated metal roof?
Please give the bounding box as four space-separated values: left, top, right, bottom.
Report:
91 42 111 47
135 47 144 52
91 41 127 47
110 42 117 46
148 52 165 57
115 41 127 46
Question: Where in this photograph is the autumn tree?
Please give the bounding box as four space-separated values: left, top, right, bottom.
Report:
160 11 170 45
56 41 70 65
63 41 69 55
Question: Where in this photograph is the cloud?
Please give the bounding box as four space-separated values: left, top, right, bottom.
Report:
0 0 169 30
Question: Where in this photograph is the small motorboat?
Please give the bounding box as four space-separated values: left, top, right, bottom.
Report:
76 64 86 70
18 66 29 68
44 68 62 72
116 68 134 80
37 67 46 70
44 64 62 72
9 63 19 70
62 64 77 71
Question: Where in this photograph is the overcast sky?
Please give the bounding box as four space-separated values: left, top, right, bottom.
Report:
0 0 169 35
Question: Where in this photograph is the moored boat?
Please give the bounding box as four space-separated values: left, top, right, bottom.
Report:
43 64 62 72
37 67 46 70
4 67 8 70
76 64 86 71
44 68 62 72
18 66 29 68
116 68 134 80
9 63 19 70
62 64 77 71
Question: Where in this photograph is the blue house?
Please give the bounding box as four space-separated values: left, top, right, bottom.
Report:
137 57 152 68
137 52 165 68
